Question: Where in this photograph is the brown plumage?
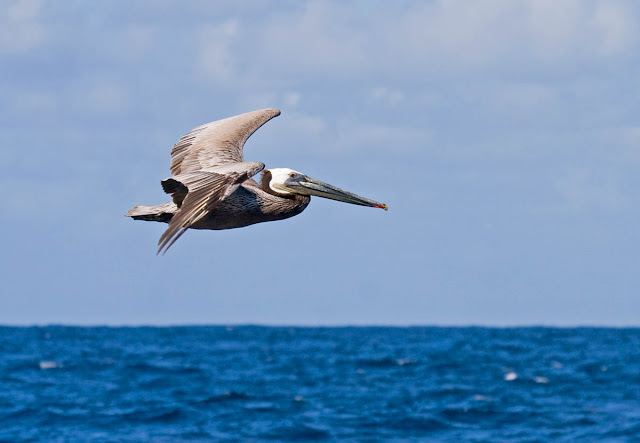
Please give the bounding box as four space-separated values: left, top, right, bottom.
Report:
126 108 387 254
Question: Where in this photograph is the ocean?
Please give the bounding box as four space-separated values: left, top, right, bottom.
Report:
1 326 638 441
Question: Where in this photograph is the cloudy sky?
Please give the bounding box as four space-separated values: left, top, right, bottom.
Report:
2 0 639 326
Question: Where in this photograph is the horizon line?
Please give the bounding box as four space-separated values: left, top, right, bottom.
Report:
0 322 638 329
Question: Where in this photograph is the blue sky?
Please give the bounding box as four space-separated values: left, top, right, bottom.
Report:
2 0 639 326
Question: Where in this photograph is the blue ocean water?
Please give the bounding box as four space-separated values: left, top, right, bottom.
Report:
1 326 639 441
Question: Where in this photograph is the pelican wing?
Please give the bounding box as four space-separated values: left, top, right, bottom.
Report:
157 161 265 254
170 108 281 174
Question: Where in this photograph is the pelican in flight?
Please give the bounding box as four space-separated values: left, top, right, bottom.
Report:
126 108 387 254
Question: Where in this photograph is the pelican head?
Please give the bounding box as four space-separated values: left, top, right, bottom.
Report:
263 168 388 210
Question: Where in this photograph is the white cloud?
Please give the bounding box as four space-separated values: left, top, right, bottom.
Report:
525 0 585 60
238 92 278 111
258 110 430 155
553 168 630 213
591 0 637 55
204 0 639 83
332 121 432 153
393 0 638 70
493 83 557 111
117 24 156 59
277 112 328 143
395 0 521 66
619 126 640 145
284 92 301 108
290 113 327 134
197 20 239 83
237 92 302 113
260 1 367 76
0 0 46 55
599 126 640 164
80 83 130 113
8 0 40 20
371 87 404 107
15 91 57 113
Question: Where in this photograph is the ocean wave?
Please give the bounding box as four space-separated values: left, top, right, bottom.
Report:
0 326 638 441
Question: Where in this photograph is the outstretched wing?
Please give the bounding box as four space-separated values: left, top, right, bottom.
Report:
170 108 280 175
157 161 265 254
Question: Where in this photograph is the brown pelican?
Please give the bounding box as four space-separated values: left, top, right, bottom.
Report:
126 108 388 254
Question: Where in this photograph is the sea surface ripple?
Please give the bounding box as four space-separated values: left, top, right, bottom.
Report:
1 326 639 441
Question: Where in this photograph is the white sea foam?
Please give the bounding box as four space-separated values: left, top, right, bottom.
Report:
504 371 518 381
39 361 59 369
473 395 494 402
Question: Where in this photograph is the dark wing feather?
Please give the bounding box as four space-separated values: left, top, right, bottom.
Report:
170 108 280 174
157 162 265 254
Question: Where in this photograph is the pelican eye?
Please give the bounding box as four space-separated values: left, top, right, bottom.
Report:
289 172 298 178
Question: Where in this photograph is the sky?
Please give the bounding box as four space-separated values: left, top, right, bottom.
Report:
1 0 639 326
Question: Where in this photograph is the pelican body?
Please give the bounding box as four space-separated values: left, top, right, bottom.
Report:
126 109 387 254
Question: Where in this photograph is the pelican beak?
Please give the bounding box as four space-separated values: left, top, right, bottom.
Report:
288 175 388 210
